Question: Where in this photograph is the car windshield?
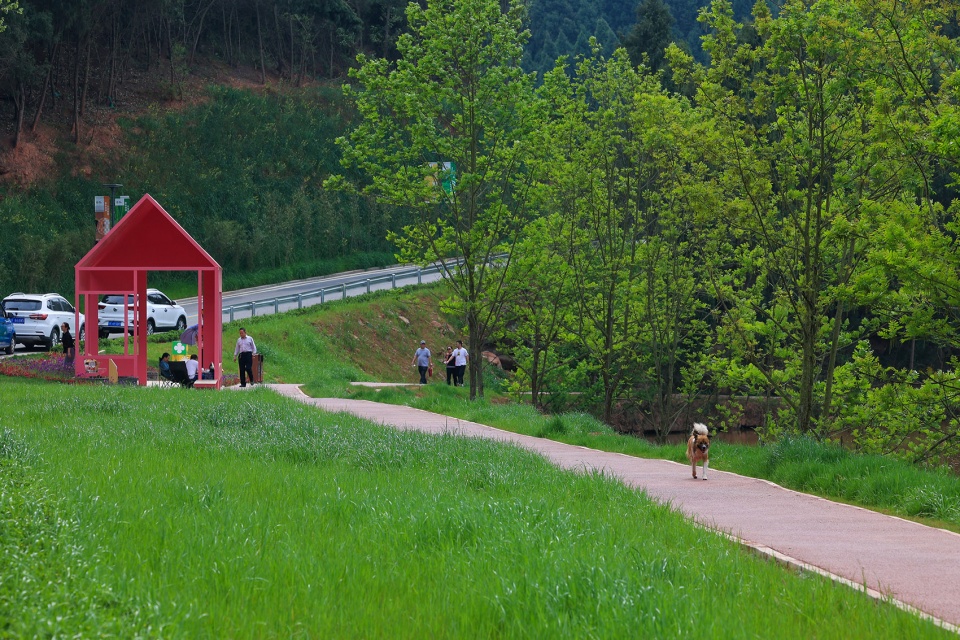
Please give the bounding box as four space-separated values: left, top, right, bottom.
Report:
3 299 41 311
102 294 134 305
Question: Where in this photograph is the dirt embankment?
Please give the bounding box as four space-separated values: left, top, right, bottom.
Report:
0 60 289 189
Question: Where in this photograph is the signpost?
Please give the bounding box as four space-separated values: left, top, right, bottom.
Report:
95 183 127 241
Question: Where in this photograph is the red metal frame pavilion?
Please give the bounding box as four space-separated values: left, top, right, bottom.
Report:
74 194 223 387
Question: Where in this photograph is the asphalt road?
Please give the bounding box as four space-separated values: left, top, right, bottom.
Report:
176 263 446 325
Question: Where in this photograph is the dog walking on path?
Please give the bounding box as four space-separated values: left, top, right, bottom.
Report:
687 423 710 480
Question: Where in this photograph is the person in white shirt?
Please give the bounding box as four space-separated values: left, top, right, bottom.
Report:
452 339 469 387
233 327 257 387
185 354 199 388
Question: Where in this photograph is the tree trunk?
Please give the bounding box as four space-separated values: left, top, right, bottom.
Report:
221 2 232 65
190 0 217 65
467 314 483 400
72 39 82 144
273 5 286 77
382 7 393 58
289 14 295 83
80 38 91 118
256 0 266 83
167 18 175 88
107 23 118 107
13 80 26 148
31 40 59 132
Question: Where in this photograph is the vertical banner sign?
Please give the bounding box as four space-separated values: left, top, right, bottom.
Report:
114 195 130 219
426 162 457 200
94 196 111 241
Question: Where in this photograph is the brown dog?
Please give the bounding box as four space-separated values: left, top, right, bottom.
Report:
686 423 710 480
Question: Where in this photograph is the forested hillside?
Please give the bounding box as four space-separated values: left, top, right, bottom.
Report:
0 0 719 298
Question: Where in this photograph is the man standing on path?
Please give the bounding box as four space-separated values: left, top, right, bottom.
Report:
233 327 257 388
412 340 432 384
452 339 468 387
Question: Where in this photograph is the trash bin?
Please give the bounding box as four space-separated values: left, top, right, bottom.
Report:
253 353 264 384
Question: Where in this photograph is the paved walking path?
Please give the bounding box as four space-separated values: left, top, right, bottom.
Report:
267 384 960 632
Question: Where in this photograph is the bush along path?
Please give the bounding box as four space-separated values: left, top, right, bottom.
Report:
266 384 960 633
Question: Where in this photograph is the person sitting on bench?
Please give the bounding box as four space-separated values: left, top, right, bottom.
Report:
184 354 199 388
159 352 174 382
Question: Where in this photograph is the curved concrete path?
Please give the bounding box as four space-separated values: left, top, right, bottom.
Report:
267 384 960 632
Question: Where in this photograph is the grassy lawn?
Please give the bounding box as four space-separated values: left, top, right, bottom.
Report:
0 381 951 637
3 284 960 634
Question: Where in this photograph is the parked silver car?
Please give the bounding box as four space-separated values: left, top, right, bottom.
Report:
97 288 188 338
1 293 85 350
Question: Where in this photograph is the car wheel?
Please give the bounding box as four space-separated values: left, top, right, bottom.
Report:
47 328 60 350
176 316 187 332
99 329 109 339
79 324 85 342
4 341 12 355
146 319 155 335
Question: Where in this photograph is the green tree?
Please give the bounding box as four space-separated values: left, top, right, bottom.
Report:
0 1 19 32
539 46 715 427
332 0 542 399
499 213 578 410
670 0 944 436
621 0 674 71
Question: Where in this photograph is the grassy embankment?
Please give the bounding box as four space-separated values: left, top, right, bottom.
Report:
1 380 952 638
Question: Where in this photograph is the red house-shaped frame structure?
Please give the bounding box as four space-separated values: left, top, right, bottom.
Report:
74 194 223 387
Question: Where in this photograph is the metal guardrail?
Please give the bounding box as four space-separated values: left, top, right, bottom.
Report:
221 263 447 323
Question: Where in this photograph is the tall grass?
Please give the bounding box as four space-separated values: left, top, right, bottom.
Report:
0 381 949 637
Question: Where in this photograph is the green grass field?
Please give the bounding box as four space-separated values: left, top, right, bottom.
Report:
3 285 959 635
1 381 951 637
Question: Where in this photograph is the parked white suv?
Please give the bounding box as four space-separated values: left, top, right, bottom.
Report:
97 288 188 338
1 293 85 350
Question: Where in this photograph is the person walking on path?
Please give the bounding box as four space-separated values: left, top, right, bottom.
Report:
444 346 456 385
452 339 468 387
61 322 75 367
412 340 432 384
233 327 257 388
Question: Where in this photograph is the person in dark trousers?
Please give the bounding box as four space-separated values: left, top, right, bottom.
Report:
452 339 469 387
411 340 432 384
233 327 257 387
61 322 75 367
444 346 456 385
